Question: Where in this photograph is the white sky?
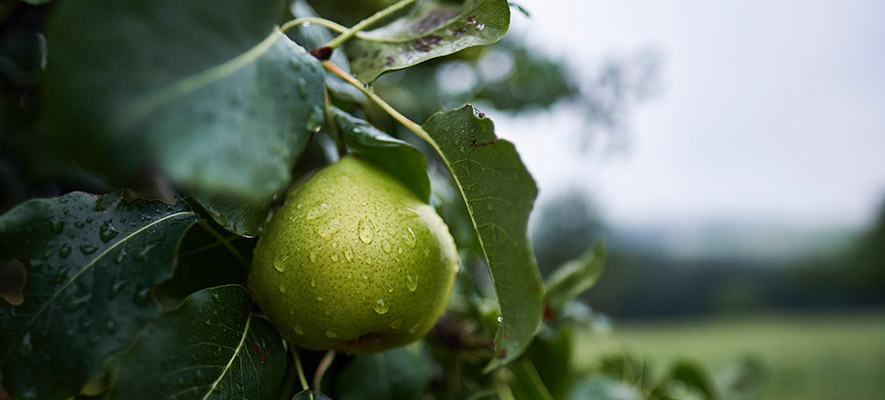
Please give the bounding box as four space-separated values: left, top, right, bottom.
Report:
496 0 885 229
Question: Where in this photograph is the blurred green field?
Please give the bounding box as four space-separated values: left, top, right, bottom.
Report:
576 309 885 400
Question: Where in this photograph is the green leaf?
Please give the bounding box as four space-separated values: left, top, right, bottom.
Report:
44 0 326 202
331 107 431 202
526 324 576 399
652 360 722 400
508 359 553 400
543 241 606 316
422 105 542 372
155 217 254 302
345 0 511 83
192 192 270 237
105 285 286 399
336 346 431 400
0 192 199 400
288 0 365 103
570 377 643 400
293 390 334 400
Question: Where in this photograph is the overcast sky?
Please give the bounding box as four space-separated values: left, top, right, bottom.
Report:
496 0 885 229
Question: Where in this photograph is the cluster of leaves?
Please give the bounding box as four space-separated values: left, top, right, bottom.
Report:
0 1 759 400
0 0 607 398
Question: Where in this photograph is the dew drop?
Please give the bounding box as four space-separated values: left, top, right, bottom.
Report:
106 319 118 334
296 78 307 98
408 322 421 334
115 249 127 264
18 332 33 356
54 265 70 282
109 280 125 299
403 227 417 248
386 283 394 293
347 272 352 278
310 278 317 288
317 217 342 240
274 255 289 273
397 246 403 254
279 283 288 294
307 106 324 132
325 330 337 338
330 253 339 262
74 221 85 229
497 315 503 324
358 217 375 244
373 299 389 314
294 325 304 335
389 318 402 330
63 295 89 312
79 245 98 255
49 219 65 233
362 272 369 280
99 221 120 242
406 274 419 292
316 296 323 301
365 255 373 265
344 248 354 261
381 239 392 253
307 202 331 221
309 247 320 262
331 242 338 249
133 286 151 306
59 243 72 258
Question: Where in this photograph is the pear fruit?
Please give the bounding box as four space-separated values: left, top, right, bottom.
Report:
249 155 459 353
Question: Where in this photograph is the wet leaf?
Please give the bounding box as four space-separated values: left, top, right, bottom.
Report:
346 0 510 83
192 192 269 237
544 241 606 316
332 107 431 202
336 346 431 400
0 191 199 400
44 0 326 203
422 105 542 372
106 285 287 400
0 260 26 306
155 210 255 302
508 359 553 400
288 0 364 103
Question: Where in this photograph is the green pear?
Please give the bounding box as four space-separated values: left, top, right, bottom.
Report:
249 155 459 353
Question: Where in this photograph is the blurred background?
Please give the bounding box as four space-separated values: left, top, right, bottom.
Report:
502 2 885 399
2 0 883 398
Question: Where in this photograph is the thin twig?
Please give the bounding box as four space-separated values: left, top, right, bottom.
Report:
293 349 310 392
312 350 336 391
323 0 417 49
198 221 250 271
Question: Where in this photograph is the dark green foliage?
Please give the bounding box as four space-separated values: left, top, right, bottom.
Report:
106 285 287 399
0 192 199 399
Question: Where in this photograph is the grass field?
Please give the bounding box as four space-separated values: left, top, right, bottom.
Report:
575 309 885 400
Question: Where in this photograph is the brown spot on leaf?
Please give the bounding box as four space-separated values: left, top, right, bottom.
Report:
411 35 442 52
452 27 467 37
0 260 26 306
412 10 460 34
466 16 477 25
496 348 508 359
385 56 394 67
